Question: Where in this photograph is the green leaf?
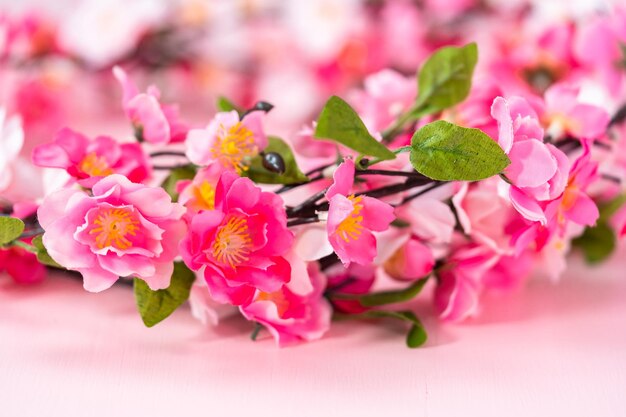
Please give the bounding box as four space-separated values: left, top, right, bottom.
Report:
414 42 478 115
410 120 510 181
32 235 62 268
337 310 427 348
0 217 25 246
134 262 196 327
572 222 616 264
331 277 429 307
216 96 242 114
160 165 197 202
314 96 396 161
244 136 309 184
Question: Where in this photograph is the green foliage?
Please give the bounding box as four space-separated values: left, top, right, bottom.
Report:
410 120 510 181
337 310 428 348
315 96 396 160
32 235 62 268
134 262 196 327
413 42 478 116
0 217 25 246
331 278 429 307
216 96 242 114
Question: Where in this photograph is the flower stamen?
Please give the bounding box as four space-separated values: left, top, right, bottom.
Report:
89 208 139 250
212 216 252 268
336 195 365 242
211 122 257 173
79 152 114 177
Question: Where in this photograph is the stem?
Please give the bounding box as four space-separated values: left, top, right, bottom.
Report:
275 173 324 194
150 150 188 158
153 164 190 171
396 182 446 206
355 169 428 180
250 323 263 341
11 240 37 253
365 146 411 168
287 217 320 227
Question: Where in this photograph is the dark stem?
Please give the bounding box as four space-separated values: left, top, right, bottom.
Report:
152 164 190 171
275 174 325 194
149 150 188 158
287 217 320 227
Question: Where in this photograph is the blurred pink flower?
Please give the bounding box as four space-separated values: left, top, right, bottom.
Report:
435 244 499 322
539 82 610 140
325 262 375 314
0 243 46 285
383 237 435 281
113 66 189 145
37 175 187 292
185 110 267 174
32 128 151 187
180 172 293 306
0 108 24 193
326 159 395 266
240 253 332 347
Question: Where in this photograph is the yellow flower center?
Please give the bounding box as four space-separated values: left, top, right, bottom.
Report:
89 208 139 250
212 216 252 268
211 122 257 173
192 181 216 210
79 152 114 177
336 195 365 242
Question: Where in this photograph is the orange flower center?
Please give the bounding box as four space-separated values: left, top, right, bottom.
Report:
211 122 257 173
89 208 139 250
192 181 216 210
212 216 252 268
256 290 289 317
336 195 365 242
79 152 114 177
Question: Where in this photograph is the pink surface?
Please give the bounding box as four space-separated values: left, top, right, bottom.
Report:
1 252 626 417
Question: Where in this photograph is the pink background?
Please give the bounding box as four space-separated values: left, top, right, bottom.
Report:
2 248 626 417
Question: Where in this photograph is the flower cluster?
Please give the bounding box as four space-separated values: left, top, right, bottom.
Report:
1 1 626 348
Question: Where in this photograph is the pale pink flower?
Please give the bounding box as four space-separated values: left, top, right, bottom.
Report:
0 108 24 193
240 253 332 347
539 82 610 140
326 159 395 266
32 128 151 187
113 66 189 145
185 111 267 173
180 172 294 306
491 96 570 224
37 175 187 292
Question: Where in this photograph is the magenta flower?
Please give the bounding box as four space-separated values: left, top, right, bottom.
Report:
180 172 294 306
185 110 267 174
0 243 46 285
113 66 189 144
32 128 151 187
326 159 395 266
37 175 187 292
240 254 332 346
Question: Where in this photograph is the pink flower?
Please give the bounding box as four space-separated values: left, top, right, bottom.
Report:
326 159 395 266
0 108 24 193
0 244 46 285
383 237 435 281
185 110 267 173
240 253 332 347
113 66 189 145
326 262 375 314
32 128 151 188
176 163 226 214
539 82 610 140
435 244 499 322
544 140 599 230
37 175 187 292
491 96 569 224
180 172 294 306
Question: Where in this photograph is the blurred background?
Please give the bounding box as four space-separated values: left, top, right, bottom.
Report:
0 0 622 147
